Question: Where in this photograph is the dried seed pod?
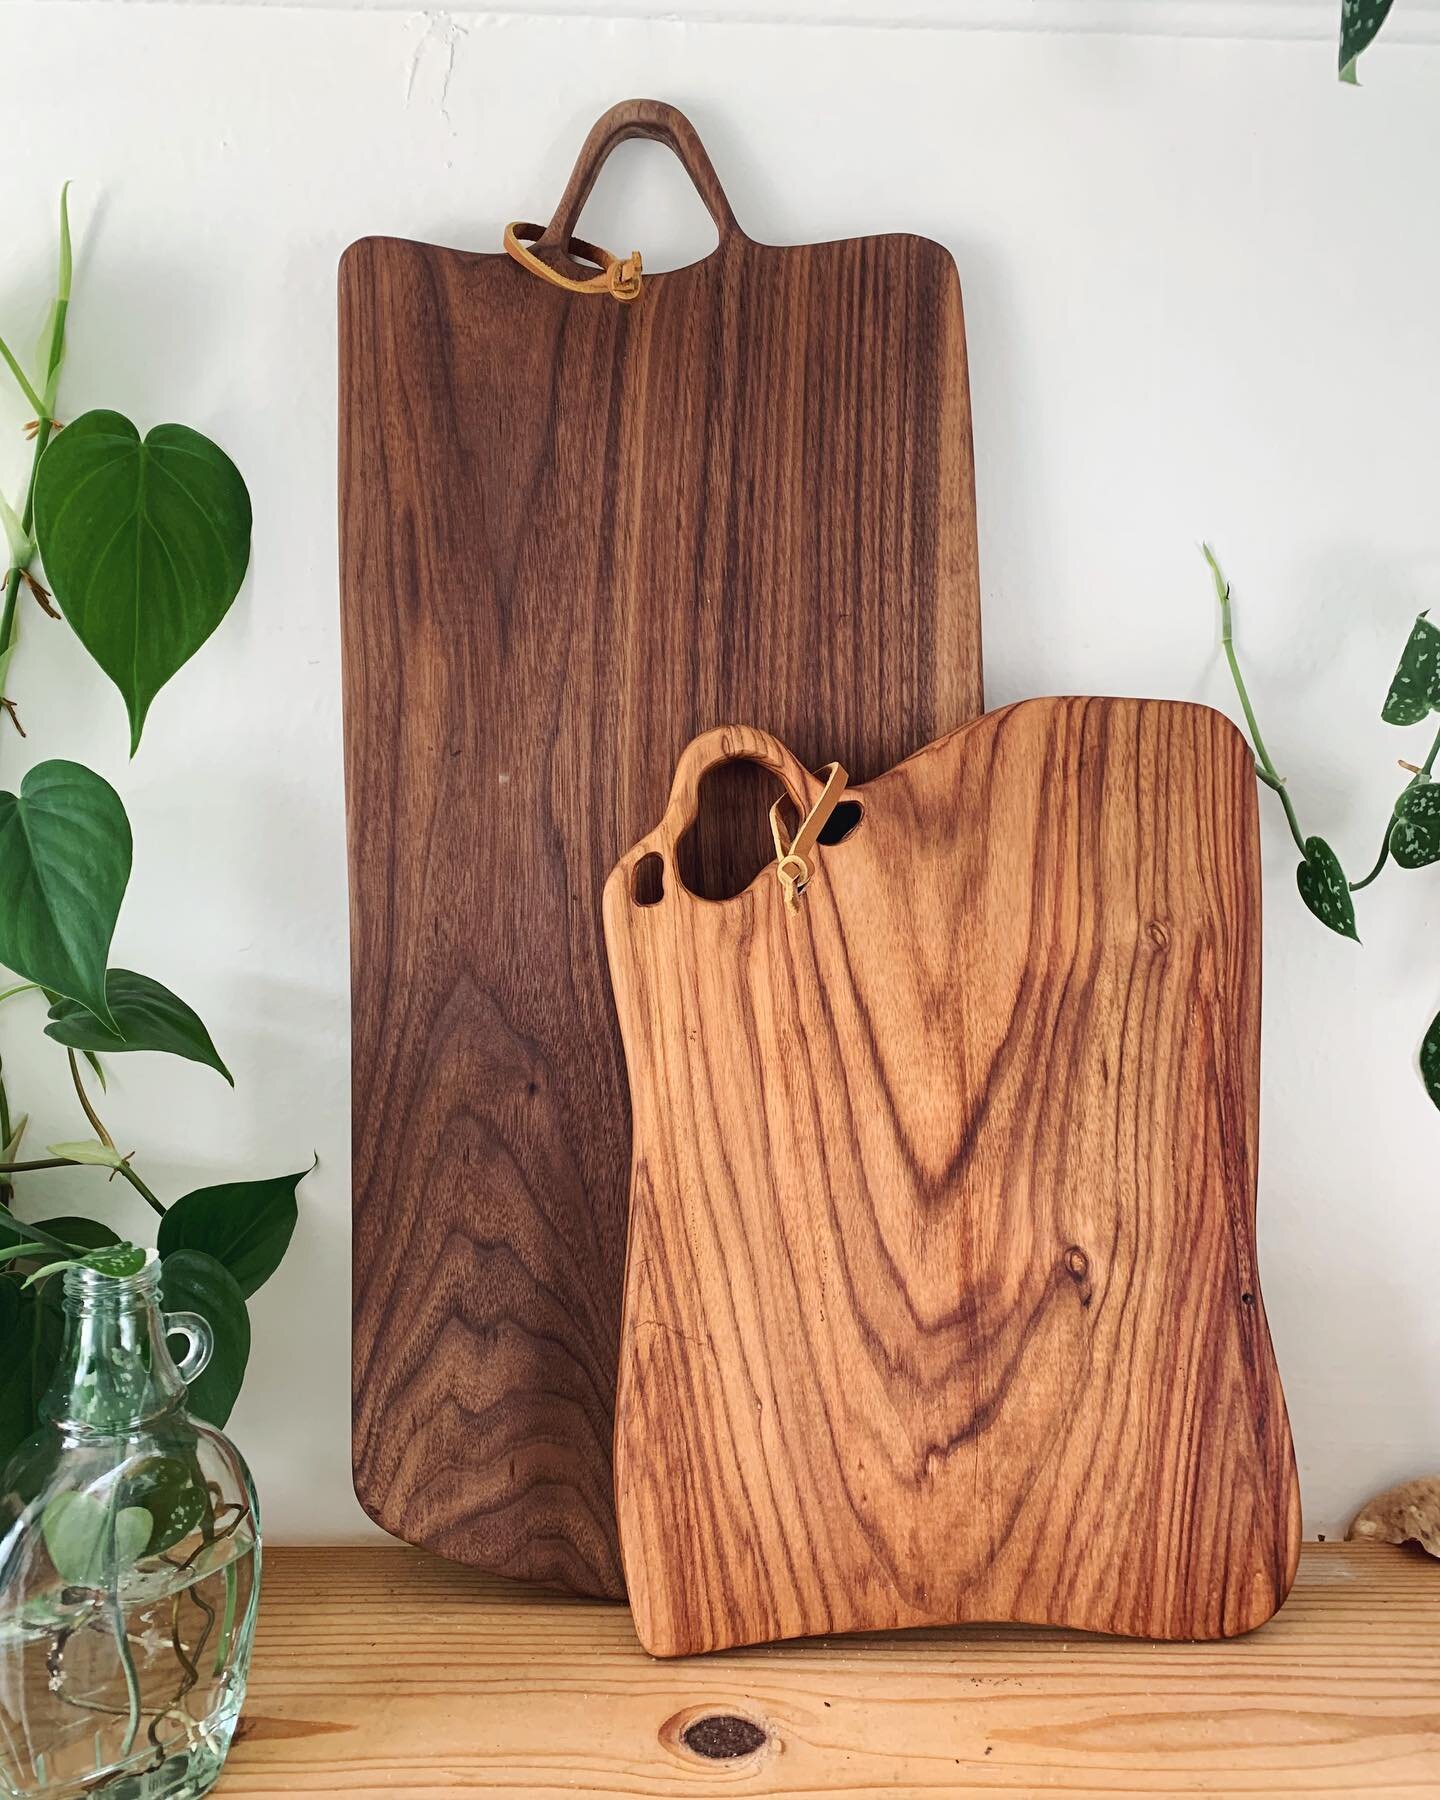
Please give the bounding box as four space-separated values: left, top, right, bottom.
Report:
1346 1477 1440 1557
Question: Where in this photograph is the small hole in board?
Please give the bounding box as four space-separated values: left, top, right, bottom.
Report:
632 852 665 906
817 798 864 847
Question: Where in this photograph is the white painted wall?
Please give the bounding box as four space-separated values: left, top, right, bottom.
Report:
1 0 1436 1544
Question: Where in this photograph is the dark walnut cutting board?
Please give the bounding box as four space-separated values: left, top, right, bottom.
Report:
604 705 1300 1655
341 99 983 1595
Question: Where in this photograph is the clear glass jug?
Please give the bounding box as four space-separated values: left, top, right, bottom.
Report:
0 1256 259 1799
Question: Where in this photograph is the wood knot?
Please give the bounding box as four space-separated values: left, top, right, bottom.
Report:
680 1715 769 1759
1063 1245 1093 1307
1146 919 1170 950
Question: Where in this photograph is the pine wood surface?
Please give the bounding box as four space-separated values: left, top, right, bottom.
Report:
219 1542 1440 1799
341 99 983 1598
605 702 1299 1656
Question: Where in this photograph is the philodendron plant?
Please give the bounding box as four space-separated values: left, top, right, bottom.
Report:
1339 0 1394 82
0 189 307 1462
1205 546 1440 1114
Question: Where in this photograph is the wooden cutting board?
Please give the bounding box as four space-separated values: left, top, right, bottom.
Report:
341 99 983 1596
605 704 1301 1655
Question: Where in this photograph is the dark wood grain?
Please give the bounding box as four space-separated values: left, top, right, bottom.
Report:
604 702 1300 1655
341 99 983 1598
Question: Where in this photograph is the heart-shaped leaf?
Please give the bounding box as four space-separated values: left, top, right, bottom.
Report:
46 970 232 1084
1389 781 1440 870
1381 613 1440 725
158 1165 307 1300
1296 836 1359 941
0 761 130 1028
158 1249 249 1427
42 1490 152 1586
33 411 252 753
1421 1010 1440 1114
122 1455 209 1557
29 1217 120 1250
1339 0 1395 82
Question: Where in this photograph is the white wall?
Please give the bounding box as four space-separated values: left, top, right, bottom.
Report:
2 0 1437 1544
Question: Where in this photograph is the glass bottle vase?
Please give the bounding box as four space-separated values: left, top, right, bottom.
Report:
0 1256 259 1799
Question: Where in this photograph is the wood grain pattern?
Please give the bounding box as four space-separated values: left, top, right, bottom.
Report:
605 700 1300 1655
341 98 983 1598
220 1543 1440 1798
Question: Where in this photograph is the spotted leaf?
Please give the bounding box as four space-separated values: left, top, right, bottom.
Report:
1296 836 1359 941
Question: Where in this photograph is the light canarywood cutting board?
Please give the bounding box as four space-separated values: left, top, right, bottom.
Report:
604 704 1301 1656
341 99 983 1597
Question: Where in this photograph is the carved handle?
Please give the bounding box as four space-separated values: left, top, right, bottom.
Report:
626 725 823 902
538 98 743 250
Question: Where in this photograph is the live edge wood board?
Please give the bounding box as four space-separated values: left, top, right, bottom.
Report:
341 99 983 1596
605 703 1300 1656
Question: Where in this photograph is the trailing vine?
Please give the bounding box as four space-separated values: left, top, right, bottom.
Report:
0 190 307 1464
1205 546 1440 1113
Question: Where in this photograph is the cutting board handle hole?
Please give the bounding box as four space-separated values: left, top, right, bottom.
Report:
674 759 787 901
632 852 666 907
817 798 864 847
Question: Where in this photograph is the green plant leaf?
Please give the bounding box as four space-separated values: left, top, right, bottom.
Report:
22 1259 78 1289
1381 614 1440 726
1421 1010 1440 1113
0 761 130 1028
46 1139 125 1169
81 1243 146 1279
46 970 232 1084
0 1283 62 1464
30 1217 120 1250
0 1243 49 1267
1388 781 1440 870
0 1209 84 1259
32 411 252 753
43 1490 152 1586
158 1166 305 1300
158 1249 249 1427
1296 836 1359 941
1339 0 1395 83
121 1454 208 1557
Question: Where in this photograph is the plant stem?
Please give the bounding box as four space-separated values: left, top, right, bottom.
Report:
1348 718 1440 893
0 418 54 688
67 1048 114 1149
1205 545 1309 858
0 1157 76 1173
0 982 40 1006
62 1048 164 1213
0 1059 11 1211
1422 719 1440 779
1350 827 1392 892
0 190 68 713
115 1162 166 1219
215 1559 238 1678
108 1584 141 1763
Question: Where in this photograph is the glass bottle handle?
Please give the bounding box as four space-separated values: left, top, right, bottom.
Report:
164 1310 213 1385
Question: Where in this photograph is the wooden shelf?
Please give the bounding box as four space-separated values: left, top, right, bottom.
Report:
219 1542 1440 1797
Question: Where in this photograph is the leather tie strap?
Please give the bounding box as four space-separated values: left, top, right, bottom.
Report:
769 762 848 914
503 221 644 303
